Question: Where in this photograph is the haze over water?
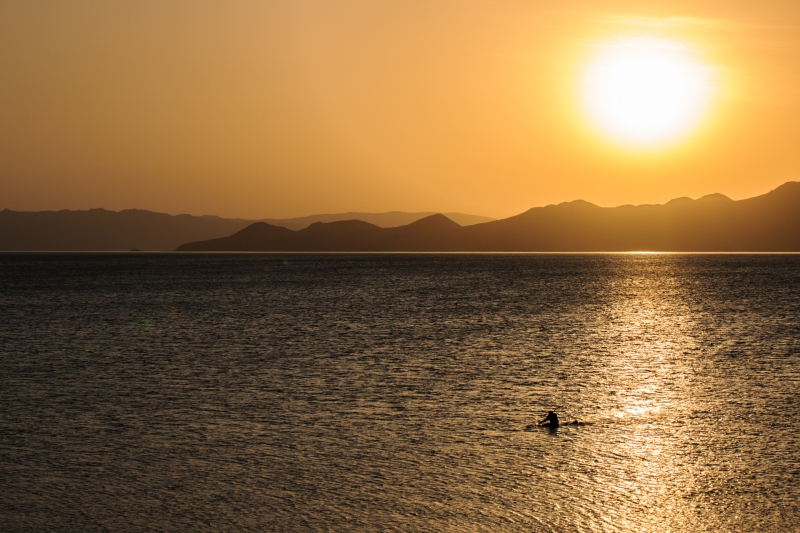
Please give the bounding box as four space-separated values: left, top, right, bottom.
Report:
1 253 799 532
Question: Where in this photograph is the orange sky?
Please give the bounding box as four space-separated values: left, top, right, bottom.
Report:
1 1 799 219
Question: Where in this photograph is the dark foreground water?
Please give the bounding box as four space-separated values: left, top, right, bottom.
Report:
1 253 799 532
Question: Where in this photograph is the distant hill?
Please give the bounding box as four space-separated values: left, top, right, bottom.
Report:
0 209 254 252
262 211 494 230
178 182 800 252
179 214 463 252
0 208 493 251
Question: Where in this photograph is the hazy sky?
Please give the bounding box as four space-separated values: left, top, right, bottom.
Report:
2 0 799 219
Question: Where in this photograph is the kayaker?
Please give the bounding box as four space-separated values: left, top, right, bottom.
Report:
539 410 560 428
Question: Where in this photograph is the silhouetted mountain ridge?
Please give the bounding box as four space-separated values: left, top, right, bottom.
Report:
178 182 800 252
0 208 491 251
261 211 493 230
0 208 254 251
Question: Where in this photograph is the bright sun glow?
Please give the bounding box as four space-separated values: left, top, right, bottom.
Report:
580 37 714 149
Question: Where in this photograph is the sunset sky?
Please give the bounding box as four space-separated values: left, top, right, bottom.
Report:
2 1 799 219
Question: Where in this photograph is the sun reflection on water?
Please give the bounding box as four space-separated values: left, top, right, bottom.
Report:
580 257 704 531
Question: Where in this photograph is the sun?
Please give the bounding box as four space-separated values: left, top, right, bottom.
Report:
580 37 714 149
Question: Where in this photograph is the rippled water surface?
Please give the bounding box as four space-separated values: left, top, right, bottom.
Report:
2 253 800 532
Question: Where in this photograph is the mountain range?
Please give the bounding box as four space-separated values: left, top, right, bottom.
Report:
177 182 800 252
0 209 491 251
260 212 493 231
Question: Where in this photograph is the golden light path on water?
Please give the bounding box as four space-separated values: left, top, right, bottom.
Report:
519 257 703 532
591 259 697 531
494 255 796 532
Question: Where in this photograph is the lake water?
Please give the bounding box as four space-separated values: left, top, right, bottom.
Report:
1 253 799 532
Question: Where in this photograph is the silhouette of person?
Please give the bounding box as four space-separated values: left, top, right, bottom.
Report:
539 410 560 428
